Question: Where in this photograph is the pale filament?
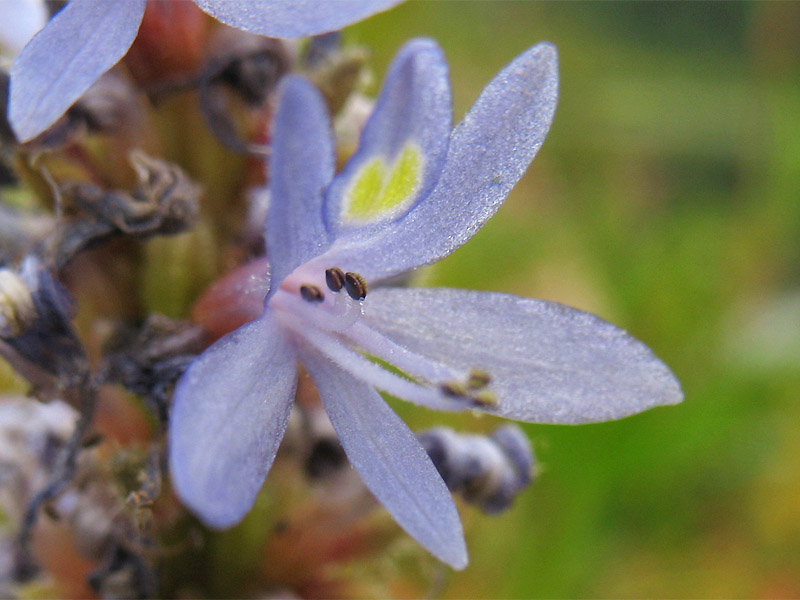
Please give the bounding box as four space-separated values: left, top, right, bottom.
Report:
282 316 468 412
341 320 467 385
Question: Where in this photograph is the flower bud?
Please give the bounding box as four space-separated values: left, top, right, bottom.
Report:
418 425 536 514
0 256 86 383
0 267 37 337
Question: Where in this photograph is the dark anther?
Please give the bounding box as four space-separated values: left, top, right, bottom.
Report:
471 390 498 408
325 267 346 292
440 381 468 398
300 284 325 303
467 368 492 389
344 272 368 301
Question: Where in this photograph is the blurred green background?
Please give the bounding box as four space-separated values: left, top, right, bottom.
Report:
348 2 800 597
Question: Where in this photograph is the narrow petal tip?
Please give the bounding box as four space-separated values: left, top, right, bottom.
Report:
533 40 558 61
301 349 469 569
658 366 684 406
449 547 469 571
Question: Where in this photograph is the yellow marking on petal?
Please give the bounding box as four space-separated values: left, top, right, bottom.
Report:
346 158 386 219
381 145 421 211
343 143 423 224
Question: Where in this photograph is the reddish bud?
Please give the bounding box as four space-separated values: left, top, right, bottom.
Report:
125 0 210 87
191 258 269 341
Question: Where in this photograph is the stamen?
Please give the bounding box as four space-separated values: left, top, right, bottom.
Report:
300 284 325 303
325 267 346 292
288 322 469 412
467 368 492 389
472 390 498 408
441 381 469 398
344 272 367 301
441 373 497 408
342 321 466 383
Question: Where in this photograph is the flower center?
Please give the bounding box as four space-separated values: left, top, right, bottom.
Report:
273 266 365 334
273 267 496 411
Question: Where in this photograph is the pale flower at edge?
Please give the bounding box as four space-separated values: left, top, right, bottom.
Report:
169 39 684 568
3 0 404 142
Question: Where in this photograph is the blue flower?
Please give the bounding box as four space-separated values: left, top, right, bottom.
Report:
169 39 683 568
5 0 404 142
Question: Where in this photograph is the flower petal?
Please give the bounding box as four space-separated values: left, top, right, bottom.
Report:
0 0 47 56
169 311 297 528
301 347 468 569
266 75 335 297
9 0 146 142
330 42 558 281
363 288 683 424
324 38 451 234
194 0 404 38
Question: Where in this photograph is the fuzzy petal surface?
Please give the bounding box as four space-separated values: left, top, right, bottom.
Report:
330 42 558 281
363 288 683 423
301 347 468 569
195 0 404 38
169 311 297 528
325 38 451 233
9 0 146 142
266 76 335 297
